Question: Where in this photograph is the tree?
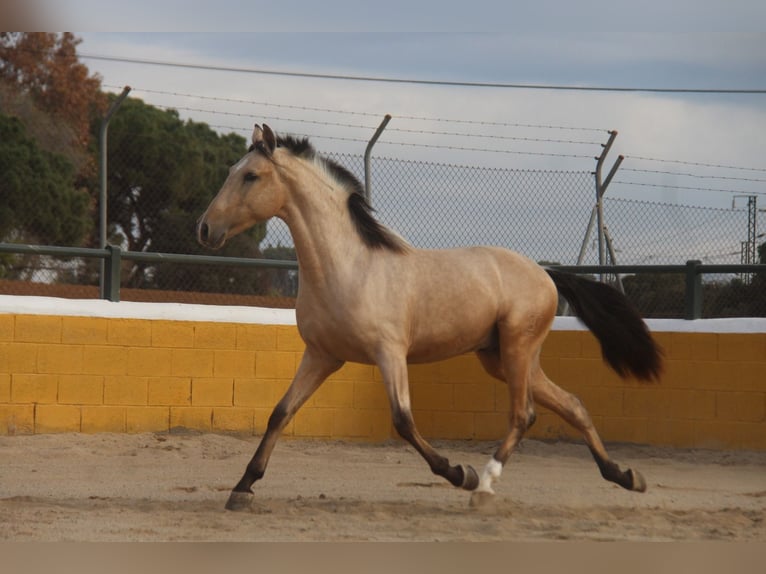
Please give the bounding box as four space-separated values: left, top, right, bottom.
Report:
0 114 92 278
0 33 105 156
102 95 269 293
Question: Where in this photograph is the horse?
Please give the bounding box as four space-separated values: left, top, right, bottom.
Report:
197 123 663 511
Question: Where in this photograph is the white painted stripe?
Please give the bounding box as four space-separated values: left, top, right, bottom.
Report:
0 295 296 325
0 295 763 332
552 316 766 334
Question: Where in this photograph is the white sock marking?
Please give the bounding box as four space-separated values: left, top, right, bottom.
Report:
477 458 503 494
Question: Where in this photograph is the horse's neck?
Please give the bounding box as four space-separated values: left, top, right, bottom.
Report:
279 168 365 288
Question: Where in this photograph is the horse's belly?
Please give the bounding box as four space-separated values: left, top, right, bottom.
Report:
406 323 497 364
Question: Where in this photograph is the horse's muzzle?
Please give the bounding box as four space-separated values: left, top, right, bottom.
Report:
197 220 226 249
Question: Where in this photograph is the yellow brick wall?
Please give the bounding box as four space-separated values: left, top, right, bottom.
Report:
0 312 764 450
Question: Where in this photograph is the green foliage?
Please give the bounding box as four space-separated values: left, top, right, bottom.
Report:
0 113 92 247
103 95 269 292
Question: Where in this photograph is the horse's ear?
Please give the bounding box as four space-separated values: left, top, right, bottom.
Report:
261 124 277 154
251 123 276 156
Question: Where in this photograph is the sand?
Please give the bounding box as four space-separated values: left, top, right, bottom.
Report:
1 431 764 541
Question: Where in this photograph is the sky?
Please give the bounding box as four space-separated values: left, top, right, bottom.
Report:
7 1 766 261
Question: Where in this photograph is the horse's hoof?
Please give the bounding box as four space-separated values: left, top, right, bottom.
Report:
628 468 647 493
459 464 480 491
469 490 495 509
225 490 254 511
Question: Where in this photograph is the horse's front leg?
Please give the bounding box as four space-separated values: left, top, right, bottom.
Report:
378 349 480 491
226 347 343 511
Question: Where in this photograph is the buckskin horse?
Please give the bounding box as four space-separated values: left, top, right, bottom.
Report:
197 124 662 510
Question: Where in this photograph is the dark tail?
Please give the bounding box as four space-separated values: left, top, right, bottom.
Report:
546 269 663 382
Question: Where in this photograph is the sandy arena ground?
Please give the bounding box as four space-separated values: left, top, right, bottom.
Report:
0 431 764 541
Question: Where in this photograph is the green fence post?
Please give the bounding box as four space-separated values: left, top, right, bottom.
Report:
103 244 122 302
684 259 702 320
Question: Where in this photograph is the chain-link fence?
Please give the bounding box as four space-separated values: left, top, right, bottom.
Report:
1 121 764 316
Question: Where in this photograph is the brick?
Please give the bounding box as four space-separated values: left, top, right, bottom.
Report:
333 408 390 439
253 407 276 434
276 326 304 352
527 411 579 441
104 376 148 405
148 377 191 406
126 406 169 433
558 357 603 386
623 388 654 418
61 317 108 345
170 407 213 431
193 323 236 349
15 315 61 343
453 382 495 412
688 360 730 391
255 351 295 379
236 324 277 351
107 319 152 347
81 406 126 433
353 381 389 409
1 343 37 373
171 348 214 377
646 418 696 448
0 404 35 435
716 391 765 422
214 349 256 378
407 363 439 384
437 356 484 384
541 331 582 359
329 362 375 382
576 386 623 418
233 378 278 408
192 378 233 406
732 362 766 392
311 380 354 408
0 315 13 341
37 344 83 374
719 334 765 362
410 382 453 411
151 321 195 348
213 407 254 434
668 332 694 360
127 347 173 376
11 373 58 403
58 375 103 405
474 412 508 440
36 404 81 433
603 416 648 444
693 420 738 449
0 373 9 402
688 333 719 361
430 411 475 440
735 422 766 450
293 408 334 437
82 346 128 375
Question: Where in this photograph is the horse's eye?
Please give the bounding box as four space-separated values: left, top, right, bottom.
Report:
244 172 258 183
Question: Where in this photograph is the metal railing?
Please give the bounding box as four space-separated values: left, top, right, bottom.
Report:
2 241 764 319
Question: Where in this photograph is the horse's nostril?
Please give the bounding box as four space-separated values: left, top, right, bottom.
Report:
199 222 209 243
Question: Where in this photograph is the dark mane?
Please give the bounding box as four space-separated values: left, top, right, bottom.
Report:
274 134 407 253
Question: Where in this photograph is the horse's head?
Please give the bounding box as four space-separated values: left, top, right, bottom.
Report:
197 123 286 249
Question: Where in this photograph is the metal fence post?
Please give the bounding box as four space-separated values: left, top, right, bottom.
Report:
363 114 391 204
99 86 131 299
684 259 703 320
103 245 122 302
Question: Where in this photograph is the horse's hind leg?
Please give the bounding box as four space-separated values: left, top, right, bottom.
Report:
226 347 343 511
472 347 537 503
532 373 647 492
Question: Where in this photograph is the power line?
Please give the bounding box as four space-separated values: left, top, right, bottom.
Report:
626 154 766 173
89 53 766 94
108 84 608 132
622 167 766 184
